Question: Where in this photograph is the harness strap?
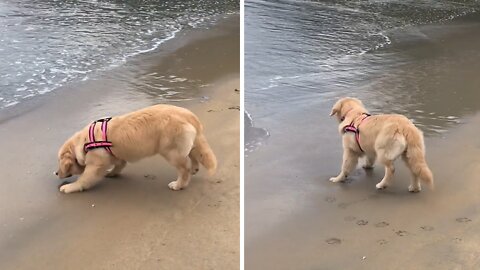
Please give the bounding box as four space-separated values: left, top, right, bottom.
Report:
89 121 95 143
84 117 114 155
343 113 370 152
101 120 108 141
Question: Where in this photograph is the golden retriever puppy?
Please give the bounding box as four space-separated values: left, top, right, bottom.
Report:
329 97 433 192
55 104 217 193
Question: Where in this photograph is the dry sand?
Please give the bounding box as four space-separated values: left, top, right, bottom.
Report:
0 15 239 270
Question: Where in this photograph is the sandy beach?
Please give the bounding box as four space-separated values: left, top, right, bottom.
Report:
245 6 480 270
246 113 480 269
0 15 239 270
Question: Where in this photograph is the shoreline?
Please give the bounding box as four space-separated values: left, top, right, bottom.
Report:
245 10 480 270
0 12 240 124
246 111 480 269
0 15 239 270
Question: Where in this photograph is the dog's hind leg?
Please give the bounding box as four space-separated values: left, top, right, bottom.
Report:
106 160 127 178
330 149 359 182
167 124 196 190
375 137 406 190
402 154 421 192
363 154 376 170
166 151 192 191
189 151 200 175
375 157 394 190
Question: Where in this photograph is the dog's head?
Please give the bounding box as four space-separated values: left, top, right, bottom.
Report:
330 97 366 122
55 140 84 179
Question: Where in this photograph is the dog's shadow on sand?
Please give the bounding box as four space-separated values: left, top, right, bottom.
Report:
55 169 209 210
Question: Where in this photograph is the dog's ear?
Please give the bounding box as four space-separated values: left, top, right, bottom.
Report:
57 158 73 178
56 140 77 178
330 98 344 116
330 107 338 116
330 101 341 116
63 159 73 172
330 98 349 116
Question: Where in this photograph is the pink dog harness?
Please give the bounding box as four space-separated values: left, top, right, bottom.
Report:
84 117 114 155
343 113 370 152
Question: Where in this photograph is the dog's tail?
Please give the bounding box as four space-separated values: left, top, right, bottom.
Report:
403 128 434 189
191 133 217 176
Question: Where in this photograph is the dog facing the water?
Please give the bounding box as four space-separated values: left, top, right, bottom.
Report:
55 104 217 193
329 97 433 192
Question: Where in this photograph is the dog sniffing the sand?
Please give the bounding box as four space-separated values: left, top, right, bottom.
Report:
55 104 217 193
329 97 433 192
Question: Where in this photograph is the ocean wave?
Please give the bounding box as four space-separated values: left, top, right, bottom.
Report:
0 1 238 110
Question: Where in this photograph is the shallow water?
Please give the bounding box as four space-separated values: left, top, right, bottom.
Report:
0 0 238 109
245 0 480 145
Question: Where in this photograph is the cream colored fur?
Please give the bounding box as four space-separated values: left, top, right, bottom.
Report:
329 97 433 192
55 104 217 194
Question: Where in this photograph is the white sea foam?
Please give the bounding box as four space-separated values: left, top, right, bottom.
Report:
38 88 52 94
373 32 392 50
170 77 187 82
165 91 179 96
4 101 19 107
121 28 181 62
1 6 236 111
22 94 36 99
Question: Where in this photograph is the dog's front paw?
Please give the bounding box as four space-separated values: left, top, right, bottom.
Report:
168 181 183 191
362 164 374 170
375 182 388 190
408 184 421 193
59 183 83 194
105 172 119 178
329 176 345 183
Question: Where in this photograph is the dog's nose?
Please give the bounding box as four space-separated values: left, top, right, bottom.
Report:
54 171 58 176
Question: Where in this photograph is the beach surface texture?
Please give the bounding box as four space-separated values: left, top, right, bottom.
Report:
0 15 239 270
245 1 480 269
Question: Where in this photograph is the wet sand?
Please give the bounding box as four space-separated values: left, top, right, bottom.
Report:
246 115 480 269
0 15 239 269
245 13 480 270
